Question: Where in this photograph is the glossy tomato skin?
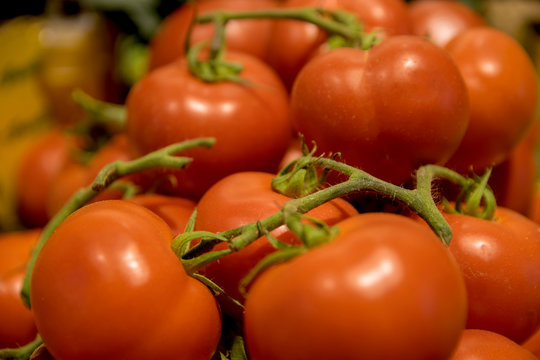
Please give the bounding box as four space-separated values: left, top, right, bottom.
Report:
450 329 537 360
291 36 469 185
445 27 539 173
126 52 292 199
194 171 358 316
408 0 486 47
445 207 540 343
267 0 412 89
148 0 280 70
244 213 468 360
31 200 221 360
0 229 40 348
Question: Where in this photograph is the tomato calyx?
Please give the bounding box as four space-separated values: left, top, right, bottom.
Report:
186 41 246 83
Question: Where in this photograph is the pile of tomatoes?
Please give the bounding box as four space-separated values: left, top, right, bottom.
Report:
2 0 540 359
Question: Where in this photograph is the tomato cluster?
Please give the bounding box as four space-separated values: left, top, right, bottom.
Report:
3 0 540 359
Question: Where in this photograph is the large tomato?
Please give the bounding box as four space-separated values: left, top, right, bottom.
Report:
0 229 40 348
444 207 540 343
243 213 467 360
408 0 486 47
444 27 539 173
126 51 292 199
30 200 221 360
290 35 469 185
148 0 281 70
194 171 358 317
267 0 412 89
450 329 537 360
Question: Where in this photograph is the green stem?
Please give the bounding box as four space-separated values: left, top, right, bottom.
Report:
0 334 42 360
71 89 127 132
20 138 215 309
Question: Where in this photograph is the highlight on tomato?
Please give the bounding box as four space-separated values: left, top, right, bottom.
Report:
243 213 468 360
30 200 222 360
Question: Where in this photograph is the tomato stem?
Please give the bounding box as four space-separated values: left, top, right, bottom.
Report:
0 334 42 360
19 138 216 309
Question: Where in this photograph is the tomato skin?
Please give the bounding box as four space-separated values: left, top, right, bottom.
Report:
408 0 486 47
450 329 537 360
30 200 221 360
0 229 40 348
523 327 540 358
244 213 467 360
127 194 196 236
148 0 280 70
267 0 412 89
194 171 358 316
445 207 540 343
291 36 469 185
444 27 539 173
126 52 292 199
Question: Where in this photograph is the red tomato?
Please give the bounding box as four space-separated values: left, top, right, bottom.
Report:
243 213 467 360
127 193 197 236
126 52 292 199
489 119 539 217
290 36 469 185
15 129 74 227
30 200 221 360
194 171 358 316
0 229 40 348
148 0 280 70
267 0 412 89
445 207 540 343
523 327 540 358
408 0 486 47
444 27 539 173
450 329 537 360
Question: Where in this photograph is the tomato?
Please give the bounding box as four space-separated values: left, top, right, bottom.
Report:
0 229 40 348
523 327 540 358
489 119 539 217
267 0 412 89
148 0 280 70
290 35 469 185
194 171 358 317
450 329 537 360
408 0 486 47
30 200 221 360
243 213 467 360
444 27 539 173
126 51 292 199
444 207 540 343
15 129 74 227
127 193 197 236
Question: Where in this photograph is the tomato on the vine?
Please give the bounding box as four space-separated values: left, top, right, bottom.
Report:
267 0 412 89
444 27 539 173
243 213 467 360
194 171 358 317
290 35 469 185
408 0 486 47
444 207 540 343
126 51 292 199
450 329 537 360
0 229 40 349
30 200 221 360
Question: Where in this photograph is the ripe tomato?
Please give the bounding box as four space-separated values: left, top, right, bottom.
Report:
126 51 292 199
523 327 540 358
30 200 221 360
0 229 40 348
127 193 197 236
267 0 412 89
243 213 467 360
444 207 540 343
194 171 358 316
148 0 280 70
408 0 486 47
290 35 469 185
450 329 537 360
444 27 539 173
15 129 74 227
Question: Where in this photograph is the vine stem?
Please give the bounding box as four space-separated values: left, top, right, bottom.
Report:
20 138 215 309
